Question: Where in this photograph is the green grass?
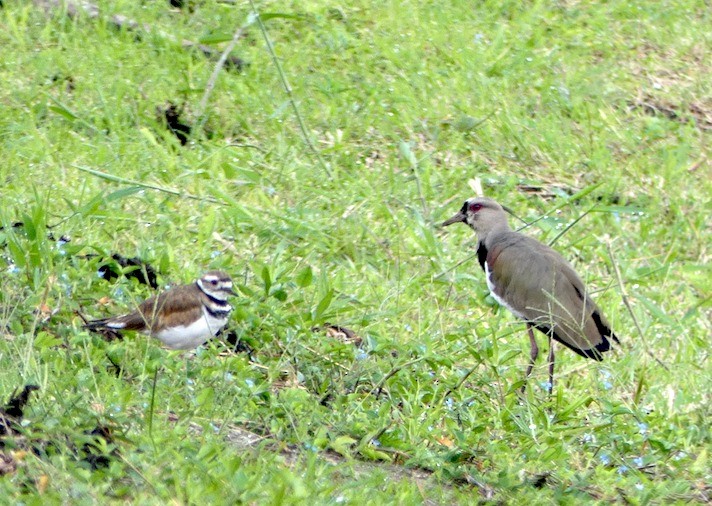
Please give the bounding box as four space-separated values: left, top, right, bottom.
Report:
1 0 710 503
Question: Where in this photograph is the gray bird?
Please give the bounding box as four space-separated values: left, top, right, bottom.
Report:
442 197 620 393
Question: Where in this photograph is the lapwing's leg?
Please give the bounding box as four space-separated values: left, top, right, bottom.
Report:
547 334 555 394
522 324 539 392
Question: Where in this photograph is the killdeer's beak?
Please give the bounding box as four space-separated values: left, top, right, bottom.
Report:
441 211 466 227
228 287 238 296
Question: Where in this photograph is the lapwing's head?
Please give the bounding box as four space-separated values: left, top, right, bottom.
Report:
197 271 236 300
441 197 509 236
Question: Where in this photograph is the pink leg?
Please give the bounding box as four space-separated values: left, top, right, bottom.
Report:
521 324 539 392
547 335 555 394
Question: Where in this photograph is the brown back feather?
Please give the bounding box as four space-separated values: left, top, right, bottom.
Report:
113 283 203 333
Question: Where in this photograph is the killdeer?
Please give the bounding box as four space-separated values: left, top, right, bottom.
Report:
442 197 620 393
85 271 236 350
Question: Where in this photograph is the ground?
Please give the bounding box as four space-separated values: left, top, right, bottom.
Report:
0 0 710 503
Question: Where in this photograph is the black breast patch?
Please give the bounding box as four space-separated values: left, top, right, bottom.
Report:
476 241 488 271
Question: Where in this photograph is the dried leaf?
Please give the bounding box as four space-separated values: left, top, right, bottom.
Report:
0 452 17 475
312 323 363 347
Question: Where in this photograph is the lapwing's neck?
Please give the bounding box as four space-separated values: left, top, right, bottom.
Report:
477 221 511 246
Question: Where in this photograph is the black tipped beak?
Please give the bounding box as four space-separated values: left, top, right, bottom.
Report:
227 286 238 296
441 212 466 227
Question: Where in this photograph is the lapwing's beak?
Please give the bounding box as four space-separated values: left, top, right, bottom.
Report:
441 211 466 227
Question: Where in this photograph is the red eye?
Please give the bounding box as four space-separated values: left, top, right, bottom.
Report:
468 202 483 212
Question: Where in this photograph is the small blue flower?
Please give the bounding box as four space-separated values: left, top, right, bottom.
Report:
637 422 649 435
210 250 220 259
617 465 629 475
602 381 613 390
244 378 255 388
356 350 369 361
7 264 20 274
633 457 644 467
370 438 381 447
599 454 610 465
635 483 644 491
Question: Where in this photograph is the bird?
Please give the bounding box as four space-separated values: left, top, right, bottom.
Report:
441 197 620 393
85 270 236 350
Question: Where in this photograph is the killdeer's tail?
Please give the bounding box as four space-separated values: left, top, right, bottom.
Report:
85 318 127 331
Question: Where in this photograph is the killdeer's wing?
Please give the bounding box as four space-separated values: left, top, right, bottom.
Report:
101 286 193 332
136 284 204 333
85 297 161 332
107 293 163 332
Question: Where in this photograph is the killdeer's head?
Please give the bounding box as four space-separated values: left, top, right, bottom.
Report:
442 197 510 236
196 271 236 301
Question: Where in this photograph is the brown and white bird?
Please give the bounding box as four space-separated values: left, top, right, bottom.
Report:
442 197 620 393
85 270 236 350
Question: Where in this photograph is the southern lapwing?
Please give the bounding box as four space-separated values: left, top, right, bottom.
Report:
442 197 620 393
85 271 236 350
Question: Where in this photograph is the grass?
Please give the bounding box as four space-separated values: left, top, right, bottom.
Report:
1 0 710 503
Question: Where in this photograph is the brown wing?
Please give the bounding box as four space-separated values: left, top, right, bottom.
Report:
557 265 620 351
111 283 202 333
487 234 617 359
